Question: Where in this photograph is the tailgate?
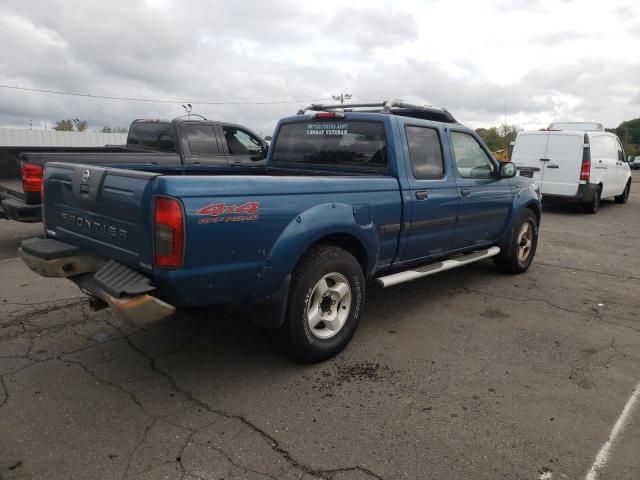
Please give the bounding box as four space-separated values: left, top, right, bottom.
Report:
43 162 159 271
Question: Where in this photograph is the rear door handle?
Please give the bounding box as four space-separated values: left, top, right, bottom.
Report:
415 191 429 200
547 164 559 169
460 188 471 197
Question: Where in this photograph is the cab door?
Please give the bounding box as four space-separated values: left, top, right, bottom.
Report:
180 122 228 166
220 125 268 167
448 130 513 249
401 124 458 263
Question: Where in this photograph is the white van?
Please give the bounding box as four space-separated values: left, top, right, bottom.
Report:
511 129 632 213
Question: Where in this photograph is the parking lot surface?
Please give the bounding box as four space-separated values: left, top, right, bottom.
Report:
1 175 639 480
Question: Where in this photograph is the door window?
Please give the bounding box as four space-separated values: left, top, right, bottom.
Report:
181 124 220 155
451 131 496 178
615 138 625 161
223 127 265 156
590 135 616 159
406 126 444 179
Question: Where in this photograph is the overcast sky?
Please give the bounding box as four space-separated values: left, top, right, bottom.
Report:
1 0 639 134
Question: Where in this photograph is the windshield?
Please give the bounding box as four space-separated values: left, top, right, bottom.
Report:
271 121 387 171
126 122 175 152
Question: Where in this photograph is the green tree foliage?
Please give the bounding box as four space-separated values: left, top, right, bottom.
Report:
53 119 89 132
101 126 129 133
74 120 88 132
609 119 640 157
475 124 522 152
53 119 74 131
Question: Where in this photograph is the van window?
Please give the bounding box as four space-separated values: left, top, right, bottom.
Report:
450 131 495 178
590 136 616 159
615 138 625 161
272 121 387 170
405 126 444 179
545 134 584 162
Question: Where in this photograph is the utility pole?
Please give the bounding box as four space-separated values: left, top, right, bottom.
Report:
331 93 352 104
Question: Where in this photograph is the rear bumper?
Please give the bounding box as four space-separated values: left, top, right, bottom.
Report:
542 183 599 204
20 237 175 327
0 193 42 222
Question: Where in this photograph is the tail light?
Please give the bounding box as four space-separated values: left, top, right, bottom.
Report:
580 161 591 182
581 134 591 182
312 111 345 119
21 163 43 193
154 196 184 268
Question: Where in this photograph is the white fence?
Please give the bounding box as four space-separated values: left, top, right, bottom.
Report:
0 128 128 147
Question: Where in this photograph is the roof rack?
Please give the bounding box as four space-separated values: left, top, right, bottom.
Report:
296 100 458 123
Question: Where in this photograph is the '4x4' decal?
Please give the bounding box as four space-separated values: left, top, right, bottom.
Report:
197 202 259 224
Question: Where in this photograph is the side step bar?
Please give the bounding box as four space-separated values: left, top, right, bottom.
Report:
374 246 501 288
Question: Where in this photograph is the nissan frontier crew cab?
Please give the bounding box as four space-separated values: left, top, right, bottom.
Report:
20 101 541 362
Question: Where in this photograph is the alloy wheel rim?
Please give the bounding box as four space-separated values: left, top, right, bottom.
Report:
306 272 352 340
517 222 534 263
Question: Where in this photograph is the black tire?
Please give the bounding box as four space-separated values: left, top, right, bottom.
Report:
493 209 538 274
614 181 631 204
582 186 601 214
273 245 365 363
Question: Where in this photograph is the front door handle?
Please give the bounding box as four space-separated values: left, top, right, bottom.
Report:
540 158 550 162
460 188 471 197
415 191 429 200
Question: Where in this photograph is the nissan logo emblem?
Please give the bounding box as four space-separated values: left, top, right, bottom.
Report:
82 169 91 183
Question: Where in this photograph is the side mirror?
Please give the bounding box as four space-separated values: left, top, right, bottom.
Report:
249 143 268 162
499 162 517 178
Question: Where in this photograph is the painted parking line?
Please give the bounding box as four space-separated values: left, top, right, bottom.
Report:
584 379 640 480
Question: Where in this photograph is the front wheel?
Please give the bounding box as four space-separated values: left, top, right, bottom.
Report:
493 209 539 274
614 181 631 204
273 245 365 363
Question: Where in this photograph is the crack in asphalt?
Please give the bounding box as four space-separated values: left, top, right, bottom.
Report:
460 286 640 336
536 261 640 282
102 319 385 480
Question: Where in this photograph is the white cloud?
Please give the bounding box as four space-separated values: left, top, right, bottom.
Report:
0 0 639 133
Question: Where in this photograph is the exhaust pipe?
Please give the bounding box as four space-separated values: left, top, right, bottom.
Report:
88 296 108 312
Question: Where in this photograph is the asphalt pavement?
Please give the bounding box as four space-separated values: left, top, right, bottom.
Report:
0 174 639 479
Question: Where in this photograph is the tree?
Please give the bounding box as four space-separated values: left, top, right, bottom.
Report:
53 119 89 132
73 119 88 132
53 119 74 131
101 126 129 133
475 124 521 152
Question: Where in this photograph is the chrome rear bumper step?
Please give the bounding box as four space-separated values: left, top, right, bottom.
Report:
374 246 501 288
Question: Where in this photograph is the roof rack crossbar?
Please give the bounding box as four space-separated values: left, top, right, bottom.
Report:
296 100 457 123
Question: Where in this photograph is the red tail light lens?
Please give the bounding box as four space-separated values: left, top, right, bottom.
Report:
312 112 345 119
21 163 43 193
580 160 591 182
154 196 184 268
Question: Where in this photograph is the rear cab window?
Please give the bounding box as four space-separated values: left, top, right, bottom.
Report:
271 120 388 171
126 122 175 152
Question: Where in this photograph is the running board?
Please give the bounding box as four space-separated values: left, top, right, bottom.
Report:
374 246 501 288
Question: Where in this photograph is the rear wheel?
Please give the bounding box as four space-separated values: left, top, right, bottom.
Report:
493 209 538 274
582 186 601 214
273 245 365 363
615 181 631 204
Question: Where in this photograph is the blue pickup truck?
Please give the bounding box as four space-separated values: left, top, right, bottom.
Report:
20 101 541 362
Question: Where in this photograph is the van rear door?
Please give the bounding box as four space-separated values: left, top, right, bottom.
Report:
541 133 584 196
511 131 548 187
